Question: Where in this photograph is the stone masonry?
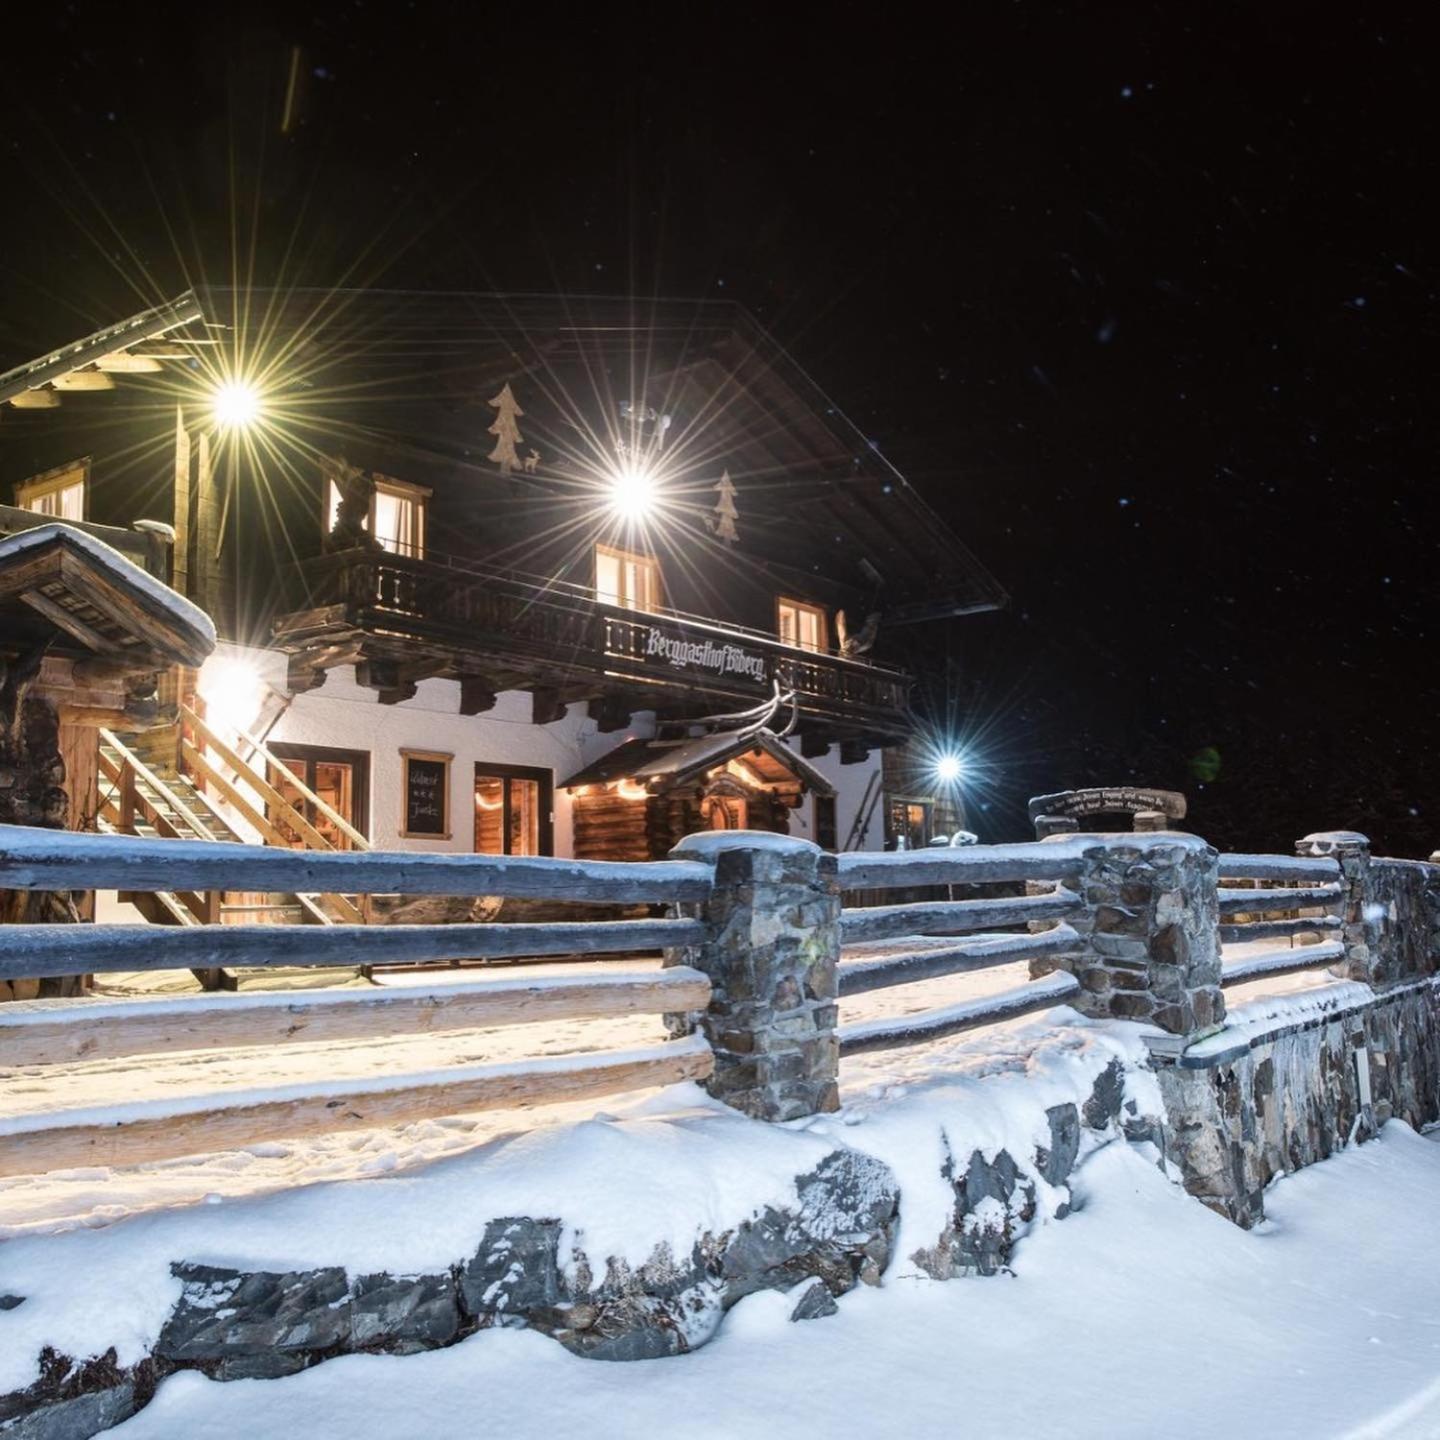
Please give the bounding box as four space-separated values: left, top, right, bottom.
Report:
1037 833 1225 1039
664 833 840 1122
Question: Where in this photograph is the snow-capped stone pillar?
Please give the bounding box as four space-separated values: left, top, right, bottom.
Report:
1296 831 1375 985
664 832 841 1122
1056 834 1224 1041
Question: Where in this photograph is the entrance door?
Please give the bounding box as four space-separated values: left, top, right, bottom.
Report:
474 764 553 856
267 744 370 849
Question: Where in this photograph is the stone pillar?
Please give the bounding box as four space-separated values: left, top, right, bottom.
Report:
665 833 840 1122
1058 834 1224 1042
1132 810 1168 833
1296 831 1375 986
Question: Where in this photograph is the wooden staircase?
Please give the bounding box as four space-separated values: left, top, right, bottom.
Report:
96 713 370 990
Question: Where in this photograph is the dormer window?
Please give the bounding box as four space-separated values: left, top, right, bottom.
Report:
15 460 87 521
595 544 662 611
326 474 429 558
777 597 827 653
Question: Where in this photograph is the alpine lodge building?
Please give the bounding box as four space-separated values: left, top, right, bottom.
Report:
0 289 1005 889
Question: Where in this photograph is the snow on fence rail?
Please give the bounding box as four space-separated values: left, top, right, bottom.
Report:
1216 851 1347 991
834 839 1087 1056
0 823 717 1176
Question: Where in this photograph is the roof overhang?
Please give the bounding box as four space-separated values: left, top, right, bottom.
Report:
0 291 205 409
0 523 215 669
562 727 835 796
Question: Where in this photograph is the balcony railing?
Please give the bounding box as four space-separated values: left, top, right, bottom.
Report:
278 548 912 737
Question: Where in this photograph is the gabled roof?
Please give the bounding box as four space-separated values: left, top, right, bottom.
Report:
0 287 1008 622
561 727 835 795
0 523 215 668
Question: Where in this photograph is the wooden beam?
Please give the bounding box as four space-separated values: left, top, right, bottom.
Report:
530 686 567 726
19 590 109 651
838 739 870 765
1216 885 1343 916
0 1036 715 1178
840 887 1083 944
0 966 711 1067
839 972 1081 1057
0 916 708 981
9 390 59 409
49 371 115 391
1217 854 1341 883
58 554 211 666
459 676 499 716
0 822 713 903
799 731 830 759
587 696 632 733
836 841 1088 891
72 658 160 687
839 925 1080 997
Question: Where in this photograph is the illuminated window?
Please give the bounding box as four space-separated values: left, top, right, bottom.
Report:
595 544 662 611
886 796 932 851
326 475 428 557
16 460 87 521
474 764 553 856
777 597 827 653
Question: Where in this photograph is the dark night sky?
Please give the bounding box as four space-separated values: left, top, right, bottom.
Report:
1 3 1435 854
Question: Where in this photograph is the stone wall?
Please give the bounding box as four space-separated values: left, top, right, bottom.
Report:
1157 979 1440 1227
0 1148 899 1436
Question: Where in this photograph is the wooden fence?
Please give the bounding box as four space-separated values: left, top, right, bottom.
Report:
1215 852 1347 987
0 823 1378 1181
0 825 714 1178
834 845 1085 1056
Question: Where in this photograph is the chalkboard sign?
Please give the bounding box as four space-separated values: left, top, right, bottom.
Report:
401 750 452 839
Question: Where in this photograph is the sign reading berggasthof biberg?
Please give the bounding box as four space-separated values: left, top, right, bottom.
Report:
1027 786 1188 823
643 625 768 684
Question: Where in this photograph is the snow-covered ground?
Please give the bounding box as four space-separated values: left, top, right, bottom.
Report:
101 1123 1440 1440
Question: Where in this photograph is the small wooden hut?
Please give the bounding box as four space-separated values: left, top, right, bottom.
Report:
561 728 835 863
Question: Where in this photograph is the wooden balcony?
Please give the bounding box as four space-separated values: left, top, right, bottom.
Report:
275 548 912 747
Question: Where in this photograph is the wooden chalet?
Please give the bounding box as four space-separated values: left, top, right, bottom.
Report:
0 288 1005 872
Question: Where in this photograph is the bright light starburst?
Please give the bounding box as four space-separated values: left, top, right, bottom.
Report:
213 380 262 428
935 753 964 784
608 464 657 520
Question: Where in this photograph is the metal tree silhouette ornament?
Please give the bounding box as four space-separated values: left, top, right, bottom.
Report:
487 383 525 475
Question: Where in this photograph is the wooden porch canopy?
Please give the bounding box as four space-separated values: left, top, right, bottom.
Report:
561 727 835 798
0 523 215 675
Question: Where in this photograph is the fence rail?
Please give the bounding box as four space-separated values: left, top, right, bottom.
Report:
2 823 1429 1184
0 824 711 905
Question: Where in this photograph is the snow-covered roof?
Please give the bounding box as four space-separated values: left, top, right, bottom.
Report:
561 727 835 796
0 522 215 666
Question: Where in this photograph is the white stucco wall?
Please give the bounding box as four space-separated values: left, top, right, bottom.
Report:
786 744 886 853
198 642 888 858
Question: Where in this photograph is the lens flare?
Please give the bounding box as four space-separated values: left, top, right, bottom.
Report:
608 465 657 519
213 380 262 428
935 753 964 784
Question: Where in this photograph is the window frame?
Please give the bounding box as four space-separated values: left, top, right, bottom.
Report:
473 761 554 857
594 542 664 613
776 595 829 654
324 473 431 558
265 742 371 848
885 795 933 851
15 457 90 521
